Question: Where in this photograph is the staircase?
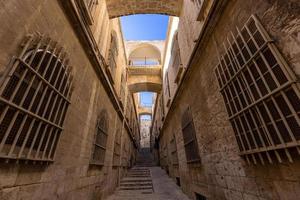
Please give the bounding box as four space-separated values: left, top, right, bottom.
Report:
110 149 156 199
135 148 156 167
119 167 153 193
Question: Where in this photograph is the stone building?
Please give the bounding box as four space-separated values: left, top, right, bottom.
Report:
0 0 300 200
140 117 152 149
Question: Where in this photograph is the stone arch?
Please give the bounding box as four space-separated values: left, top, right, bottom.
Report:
106 0 183 19
128 82 161 93
128 43 162 65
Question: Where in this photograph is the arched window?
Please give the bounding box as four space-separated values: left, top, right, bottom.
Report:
113 128 121 167
107 31 118 83
170 32 183 83
119 71 126 106
0 35 73 162
181 106 200 163
91 109 109 165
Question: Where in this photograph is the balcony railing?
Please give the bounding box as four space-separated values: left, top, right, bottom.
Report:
129 57 160 66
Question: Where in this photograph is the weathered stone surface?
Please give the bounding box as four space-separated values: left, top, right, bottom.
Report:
106 0 182 18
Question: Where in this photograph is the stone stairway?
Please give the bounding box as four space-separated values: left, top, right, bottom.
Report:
135 148 156 167
106 149 156 199
118 167 153 194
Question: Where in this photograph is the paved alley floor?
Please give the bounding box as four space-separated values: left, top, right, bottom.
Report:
105 167 191 200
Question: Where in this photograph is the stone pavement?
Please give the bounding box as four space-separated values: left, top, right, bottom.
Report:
105 167 191 200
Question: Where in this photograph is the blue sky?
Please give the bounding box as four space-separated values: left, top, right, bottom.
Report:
120 14 169 40
140 92 153 106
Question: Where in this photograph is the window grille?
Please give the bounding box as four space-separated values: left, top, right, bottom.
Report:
181 107 201 163
164 72 171 107
171 32 183 83
108 33 118 83
170 134 179 165
119 71 126 105
113 128 121 166
214 15 300 164
160 143 168 167
163 144 168 167
160 96 165 120
122 139 129 167
91 109 109 165
0 35 73 163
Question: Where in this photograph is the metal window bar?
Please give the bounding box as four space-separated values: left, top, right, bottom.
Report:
181 107 201 163
91 113 108 165
214 15 300 164
164 72 171 98
0 35 73 163
170 135 179 165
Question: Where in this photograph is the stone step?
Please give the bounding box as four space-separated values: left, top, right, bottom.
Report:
114 190 153 196
121 179 152 183
120 183 153 187
126 175 150 177
119 186 153 191
127 173 150 175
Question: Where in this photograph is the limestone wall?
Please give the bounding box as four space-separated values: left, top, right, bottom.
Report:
0 0 138 199
157 0 300 199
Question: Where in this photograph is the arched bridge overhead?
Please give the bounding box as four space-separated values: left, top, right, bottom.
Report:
127 66 162 93
138 107 152 116
106 0 183 19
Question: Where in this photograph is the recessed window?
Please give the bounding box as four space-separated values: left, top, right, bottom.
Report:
195 192 207 200
176 177 181 187
164 72 171 107
119 71 126 106
113 128 121 166
91 109 109 165
214 15 300 164
0 35 73 162
170 32 183 83
181 106 201 163
170 134 179 165
107 32 118 83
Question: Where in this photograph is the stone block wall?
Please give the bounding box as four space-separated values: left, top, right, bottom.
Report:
157 0 300 199
0 0 138 199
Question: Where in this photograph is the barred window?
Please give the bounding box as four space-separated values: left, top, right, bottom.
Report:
170 134 179 165
160 143 168 167
214 15 300 164
91 109 109 165
164 72 171 107
122 139 129 167
0 35 73 162
119 71 126 105
113 128 121 166
160 96 165 120
170 32 183 83
181 107 201 163
108 32 118 83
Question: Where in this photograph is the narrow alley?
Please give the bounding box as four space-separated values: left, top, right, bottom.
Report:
0 1 300 200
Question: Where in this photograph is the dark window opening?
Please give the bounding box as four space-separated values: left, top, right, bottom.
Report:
0 35 73 162
195 192 207 200
214 15 300 164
